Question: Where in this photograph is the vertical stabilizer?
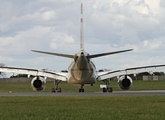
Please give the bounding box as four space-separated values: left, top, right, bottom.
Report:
80 3 84 51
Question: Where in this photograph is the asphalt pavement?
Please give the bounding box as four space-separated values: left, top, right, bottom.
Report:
0 90 165 96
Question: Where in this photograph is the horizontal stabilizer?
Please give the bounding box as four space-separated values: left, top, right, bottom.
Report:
88 49 133 58
32 50 74 58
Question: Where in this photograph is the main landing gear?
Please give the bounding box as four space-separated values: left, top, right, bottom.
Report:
102 79 113 93
79 84 84 92
52 80 62 93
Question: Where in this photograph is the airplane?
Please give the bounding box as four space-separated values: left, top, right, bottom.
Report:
0 3 165 93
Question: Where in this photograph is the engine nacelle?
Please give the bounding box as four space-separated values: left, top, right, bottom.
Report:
31 77 46 91
118 75 133 90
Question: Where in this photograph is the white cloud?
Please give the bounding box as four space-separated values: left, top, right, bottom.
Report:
0 26 52 55
64 35 74 43
0 0 165 72
143 40 148 47
143 39 162 50
146 0 161 14
150 41 161 49
42 11 56 21
50 32 75 49
0 56 15 63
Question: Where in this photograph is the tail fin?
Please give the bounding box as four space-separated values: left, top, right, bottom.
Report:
80 3 84 51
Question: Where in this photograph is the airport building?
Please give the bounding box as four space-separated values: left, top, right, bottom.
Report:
142 75 165 81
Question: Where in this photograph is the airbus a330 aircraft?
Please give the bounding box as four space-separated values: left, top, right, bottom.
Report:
0 4 165 93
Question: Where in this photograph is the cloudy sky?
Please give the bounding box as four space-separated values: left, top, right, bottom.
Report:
1 0 165 73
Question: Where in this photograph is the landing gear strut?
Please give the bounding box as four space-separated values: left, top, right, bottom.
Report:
52 80 62 93
79 84 84 92
103 79 113 93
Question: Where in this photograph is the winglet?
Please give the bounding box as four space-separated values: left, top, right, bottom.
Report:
80 3 84 51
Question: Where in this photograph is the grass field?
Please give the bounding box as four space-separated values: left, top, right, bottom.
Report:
0 81 165 120
0 80 165 92
0 96 165 120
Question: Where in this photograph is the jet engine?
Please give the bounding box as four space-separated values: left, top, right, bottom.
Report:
118 75 133 90
31 76 46 91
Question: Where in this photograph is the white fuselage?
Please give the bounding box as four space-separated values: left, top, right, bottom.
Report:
66 51 97 85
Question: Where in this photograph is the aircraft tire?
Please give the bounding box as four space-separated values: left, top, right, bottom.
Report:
82 89 84 92
79 88 84 92
79 88 81 92
108 87 113 93
103 88 107 93
52 88 55 92
57 88 62 92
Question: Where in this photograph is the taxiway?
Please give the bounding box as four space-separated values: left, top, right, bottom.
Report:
0 90 165 96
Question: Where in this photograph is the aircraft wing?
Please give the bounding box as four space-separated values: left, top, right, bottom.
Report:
97 65 165 81
0 67 67 81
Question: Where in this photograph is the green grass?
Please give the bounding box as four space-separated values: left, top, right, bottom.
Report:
0 80 165 92
0 96 165 120
0 81 165 120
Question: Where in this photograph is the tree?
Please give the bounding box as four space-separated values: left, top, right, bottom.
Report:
10 74 28 78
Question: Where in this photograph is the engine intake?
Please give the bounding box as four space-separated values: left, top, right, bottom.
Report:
31 77 46 91
118 75 133 90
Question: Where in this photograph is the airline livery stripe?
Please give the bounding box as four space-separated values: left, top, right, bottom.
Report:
81 3 83 14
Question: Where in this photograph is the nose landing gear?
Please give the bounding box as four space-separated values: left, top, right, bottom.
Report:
79 84 84 92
